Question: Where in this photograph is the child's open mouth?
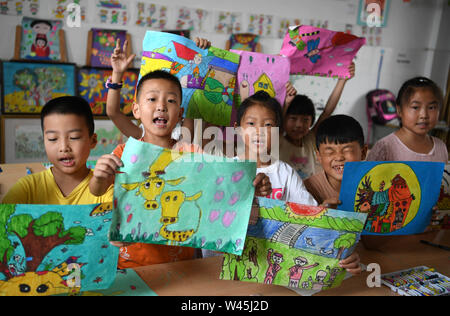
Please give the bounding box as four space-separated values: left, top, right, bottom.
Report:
60 157 75 167
332 165 344 174
153 117 168 127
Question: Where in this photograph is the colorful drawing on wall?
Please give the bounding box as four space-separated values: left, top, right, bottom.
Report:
280 25 365 79
96 0 128 25
247 14 273 37
109 137 257 255
277 18 301 39
139 31 240 126
135 2 168 29
50 0 86 21
0 203 119 296
230 50 290 125
89 120 128 160
2 61 76 114
220 197 367 290
339 161 445 235
19 17 62 61
77 67 138 115
175 7 209 32
89 29 127 68
227 34 260 52
0 0 40 16
357 0 391 28
215 11 242 34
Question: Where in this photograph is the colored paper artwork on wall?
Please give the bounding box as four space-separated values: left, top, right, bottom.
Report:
280 25 365 79
339 161 445 235
0 203 119 296
109 138 257 255
220 197 367 291
139 31 240 126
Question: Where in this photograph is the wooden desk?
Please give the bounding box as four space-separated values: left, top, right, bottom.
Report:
133 230 450 296
0 162 46 201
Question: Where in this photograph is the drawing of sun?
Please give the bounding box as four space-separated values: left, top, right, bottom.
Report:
286 202 327 220
354 163 421 232
80 72 104 100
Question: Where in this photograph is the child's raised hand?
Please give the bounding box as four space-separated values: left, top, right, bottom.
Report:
111 38 136 74
195 37 211 49
93 154 123 181
339 251 361 275
284 81 297 107
253 173 272 197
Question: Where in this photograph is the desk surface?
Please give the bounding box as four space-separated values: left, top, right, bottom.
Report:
134 230 450 296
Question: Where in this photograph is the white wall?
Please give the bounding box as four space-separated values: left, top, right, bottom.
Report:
0 0 447 140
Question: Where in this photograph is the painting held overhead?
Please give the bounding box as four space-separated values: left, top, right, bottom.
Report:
0 203 119 296
109 137 257 255
221 197 367 291
139 31 240 126
280 25 365 79
339 161 445 235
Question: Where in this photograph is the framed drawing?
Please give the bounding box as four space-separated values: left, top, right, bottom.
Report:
89 118 130 160
1 116 47 164
86 28 130 68
1 60 76 114
77 66 139 116
14 17 67 62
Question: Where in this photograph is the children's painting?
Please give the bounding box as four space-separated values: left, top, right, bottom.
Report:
135 2 168 29
227 34 260 52
433 164 450 230
215 11 242 34
139 31 240 126
19 17 63 61
220 197 367 291
2 61 76 114
246 14 274 37
90 29 127 68
0 0 40 16
339 161 445 235
77 67 138 115
230 50 290 124
0 203 119 296
175 7 209 32
96 0 129 25
280 25 365 79
109 137 257 255
89 120 128 160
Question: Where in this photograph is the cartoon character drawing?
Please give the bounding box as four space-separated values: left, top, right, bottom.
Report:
159 190 202 244
304 38 321 63
29 20 52 60
264 249 283 284
308 269 328 291
121 149 185 210
288 257 318 288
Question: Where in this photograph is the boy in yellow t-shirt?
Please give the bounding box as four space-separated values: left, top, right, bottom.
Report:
2 96 113 205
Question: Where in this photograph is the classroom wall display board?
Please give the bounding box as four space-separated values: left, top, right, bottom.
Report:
0 0 41 16
220 197 367 291
89 119 129 161
338 161 445 236
109 137 257 256
95 0 129 26
15 17 66 62
229 50 290 125
139 31 240 127
77 67 139 116
1 61 76 114
87 28 129 68
280 25 365 79
0 203 119 296
0 117 47 164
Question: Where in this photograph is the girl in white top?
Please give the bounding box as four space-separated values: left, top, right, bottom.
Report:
234 91 317 206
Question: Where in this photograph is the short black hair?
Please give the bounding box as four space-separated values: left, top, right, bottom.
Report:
30 19 52 29
136 70 183 102
41 96 95 136
396 76 443 108
236 91 283 127
285 94 316 124
315 114 364 149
